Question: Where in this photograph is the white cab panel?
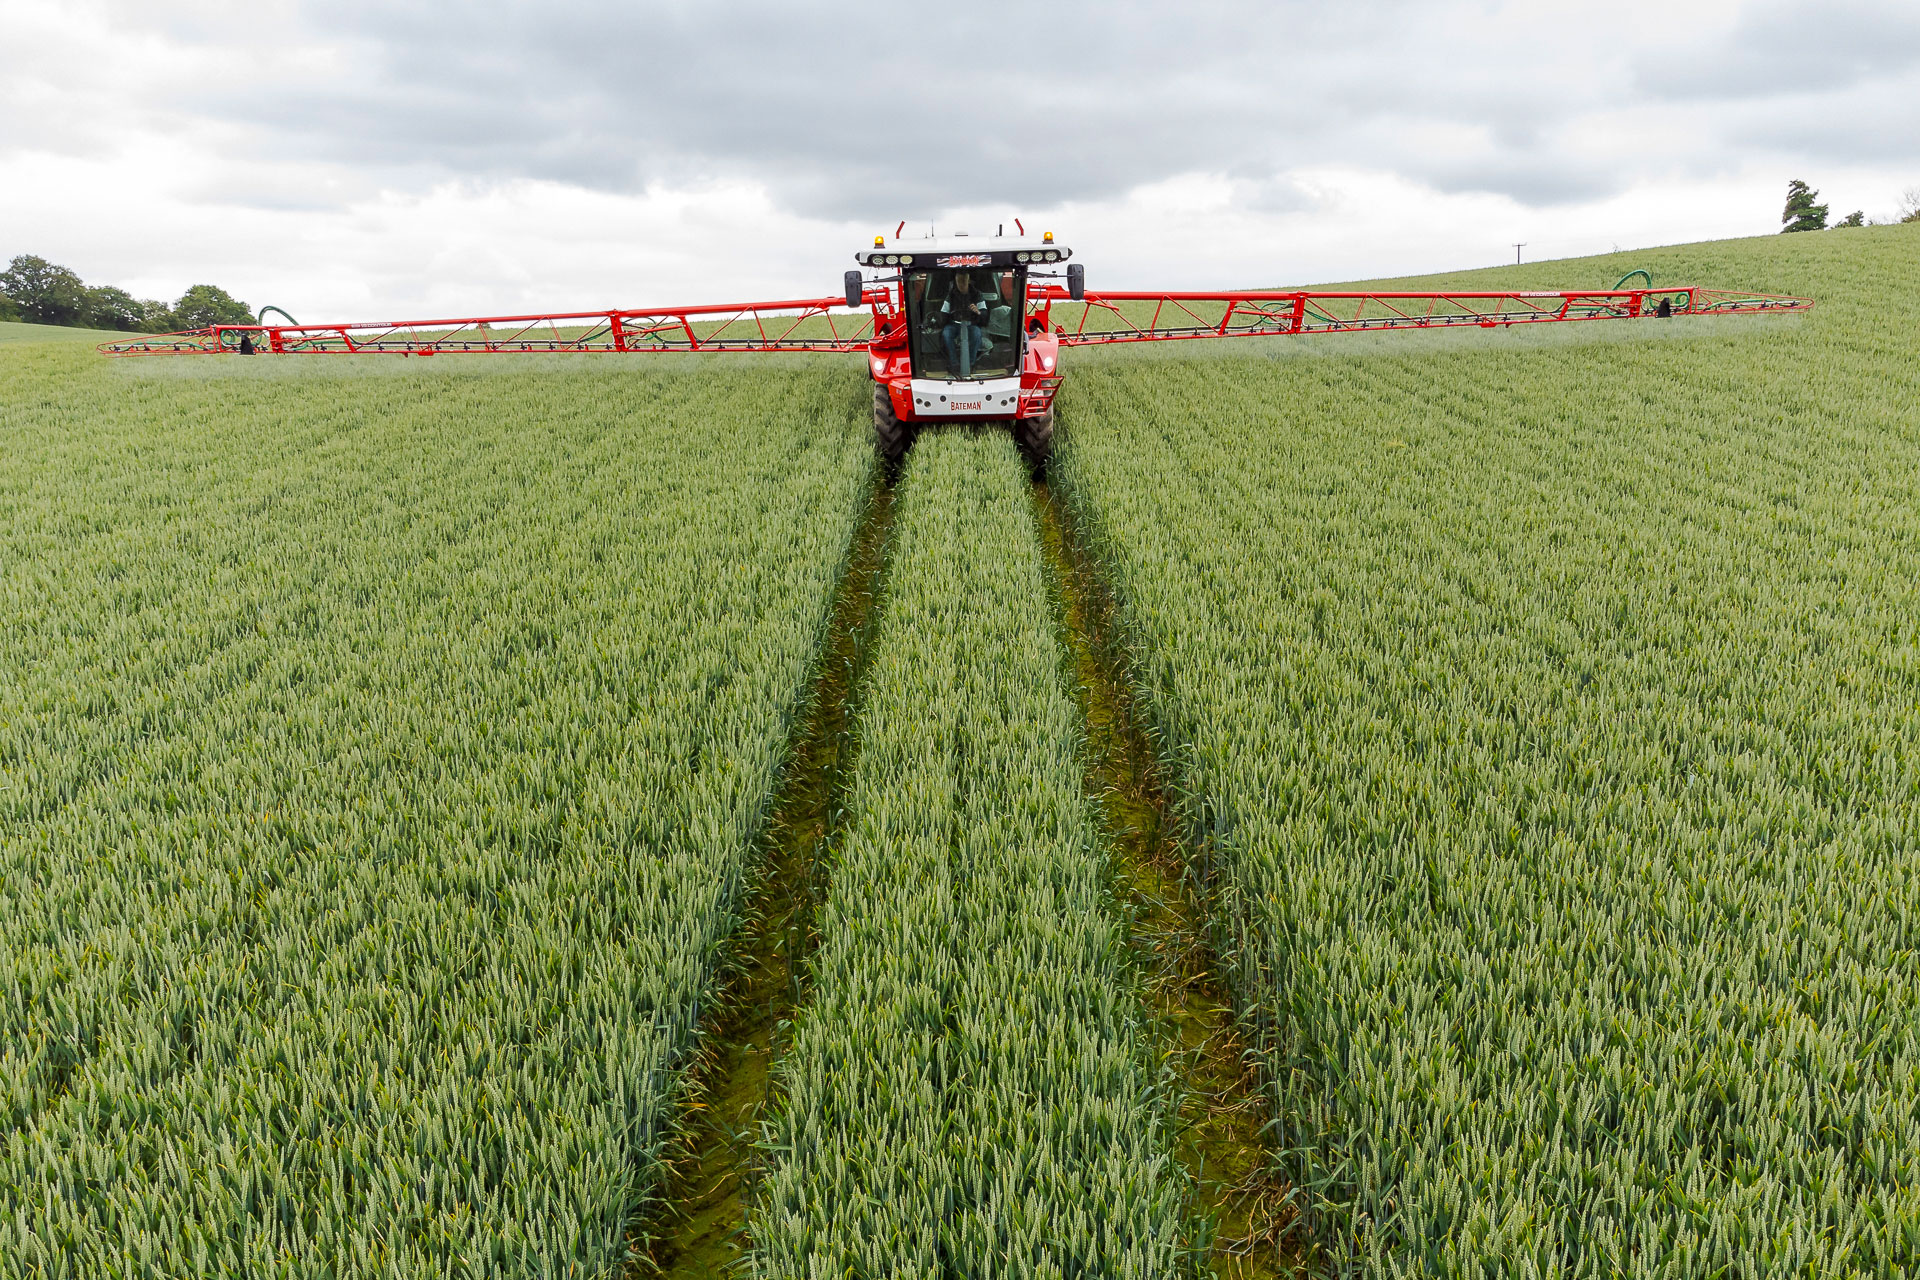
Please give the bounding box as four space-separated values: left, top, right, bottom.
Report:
908 377 1023 417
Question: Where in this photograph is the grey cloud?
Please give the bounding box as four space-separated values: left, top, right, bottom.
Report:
152 1 1636 216
1232 175 1328 217
1624 0 1920 173
1725 70 1920 164
1633 0 1920 100
1419 159 1619 208
33 0 1920 220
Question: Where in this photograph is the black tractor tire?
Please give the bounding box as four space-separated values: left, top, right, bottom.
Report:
1012 409 1054 475
873 384 915 477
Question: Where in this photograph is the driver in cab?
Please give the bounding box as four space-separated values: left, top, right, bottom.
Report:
938 271 992 378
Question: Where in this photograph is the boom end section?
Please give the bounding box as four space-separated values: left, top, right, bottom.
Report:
99 328 235 357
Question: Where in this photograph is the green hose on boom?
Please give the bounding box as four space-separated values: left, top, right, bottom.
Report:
250 305 315 352
1613 269 1652 290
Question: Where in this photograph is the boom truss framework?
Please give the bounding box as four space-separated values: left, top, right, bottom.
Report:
1041 285 1810 344
97 285 1810 358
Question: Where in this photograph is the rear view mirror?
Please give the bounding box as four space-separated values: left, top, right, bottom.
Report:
844 271 864 309
1067 263 1085 301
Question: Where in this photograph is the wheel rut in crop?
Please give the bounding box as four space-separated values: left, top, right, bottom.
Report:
630 480 896 1279
1032 478 1312 1279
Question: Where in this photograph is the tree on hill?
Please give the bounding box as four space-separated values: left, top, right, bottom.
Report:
172 283 252 329
82 285 176 332
0 254 252 332
1900 187 1920 224
1833 210 1865 229
0 254 89 325
1781 179 1829 233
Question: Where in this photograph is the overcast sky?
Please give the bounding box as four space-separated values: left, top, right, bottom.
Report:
2 0 1916 319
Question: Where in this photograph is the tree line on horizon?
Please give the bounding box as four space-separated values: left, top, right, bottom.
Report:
1782 179 1920 233
0 254 252 333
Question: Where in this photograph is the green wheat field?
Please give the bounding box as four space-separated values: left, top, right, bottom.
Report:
2 224 1915 1278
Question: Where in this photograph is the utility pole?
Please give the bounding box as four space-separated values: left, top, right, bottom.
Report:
1512 243 1527 265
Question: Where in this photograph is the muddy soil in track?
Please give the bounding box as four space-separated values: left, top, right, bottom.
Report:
630 484 896 1278
1033 479 1314 1279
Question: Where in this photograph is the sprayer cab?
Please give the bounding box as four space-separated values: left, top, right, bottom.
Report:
856 230 1077 474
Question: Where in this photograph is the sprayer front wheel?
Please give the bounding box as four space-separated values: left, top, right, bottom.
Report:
1013 409 1054 475
874 385 915 476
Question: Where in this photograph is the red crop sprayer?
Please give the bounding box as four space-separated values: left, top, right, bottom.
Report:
100 223 1812 471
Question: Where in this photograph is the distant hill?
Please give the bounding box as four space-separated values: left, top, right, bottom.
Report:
0 319 129 344
1294 221 1911 315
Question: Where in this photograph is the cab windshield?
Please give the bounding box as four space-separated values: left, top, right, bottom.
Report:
904 266 1024 381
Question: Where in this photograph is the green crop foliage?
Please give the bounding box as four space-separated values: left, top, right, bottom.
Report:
0 346 872 1276
0 320 126 344
1056 224 1920 1276
7 223 1917 1278
751 430 1185 1278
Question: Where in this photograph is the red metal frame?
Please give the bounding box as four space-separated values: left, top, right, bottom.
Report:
97 278 1810 429
97 283 1811 360
98 293 889 357
1036 286 1813 345
98 277 1809 432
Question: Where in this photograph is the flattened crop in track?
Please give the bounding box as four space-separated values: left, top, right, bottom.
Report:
751 431 1187 1278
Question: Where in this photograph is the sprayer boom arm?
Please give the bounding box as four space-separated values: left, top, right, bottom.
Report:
98 293 889 357
97 283 1810 358
1040 285 1811 345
